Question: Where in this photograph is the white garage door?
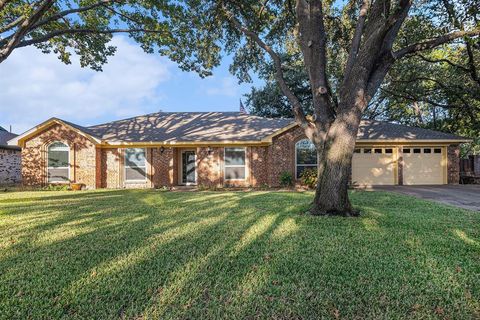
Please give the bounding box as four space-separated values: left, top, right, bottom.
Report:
352 148 396 186
403 147 444 185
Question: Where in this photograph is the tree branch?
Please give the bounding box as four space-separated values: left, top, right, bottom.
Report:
31 0 118 31
415 53 471 73
465 41 479 85
0 0 55 63
0 15 25 33
295 0 335 126
393 29 480 59
344 0 370 76
14 28 166 48
222 5 309 127
364 0 412 99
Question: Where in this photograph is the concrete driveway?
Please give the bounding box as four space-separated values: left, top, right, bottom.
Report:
374 185 480 211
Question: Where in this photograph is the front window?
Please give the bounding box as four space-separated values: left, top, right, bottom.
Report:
296 139 317 179
47 142 69 183
125 148 147 181
224 147 246 180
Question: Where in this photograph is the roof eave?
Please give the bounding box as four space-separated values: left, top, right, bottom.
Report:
355 138 472 144
98 140 272 148
260 122 298 142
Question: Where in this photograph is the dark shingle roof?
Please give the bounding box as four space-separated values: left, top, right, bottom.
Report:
86 112 293 142
357 120 467 141
0 126 20 149
83 113 467 143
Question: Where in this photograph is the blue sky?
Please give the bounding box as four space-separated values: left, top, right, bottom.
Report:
0 36 262 134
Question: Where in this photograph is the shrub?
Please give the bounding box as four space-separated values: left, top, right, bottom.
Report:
279 171 293 187
258 183 270 190
300 168 318 189
42 184 70 191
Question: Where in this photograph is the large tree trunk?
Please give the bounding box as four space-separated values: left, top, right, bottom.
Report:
309 107 363 216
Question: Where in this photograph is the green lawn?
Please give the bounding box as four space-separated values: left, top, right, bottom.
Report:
0 190 479 319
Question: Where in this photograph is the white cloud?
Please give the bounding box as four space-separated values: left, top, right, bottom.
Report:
205 76 239 97
0 36 172 133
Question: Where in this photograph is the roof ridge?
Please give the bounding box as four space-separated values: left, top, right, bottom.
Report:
87 111 163 129
86 111 292 129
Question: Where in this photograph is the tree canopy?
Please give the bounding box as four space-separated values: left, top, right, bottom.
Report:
1 0 479 214
0 0 220 74
244 0 479 156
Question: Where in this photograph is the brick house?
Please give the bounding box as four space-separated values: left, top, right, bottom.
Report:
0 126 21 185
8 112 468 189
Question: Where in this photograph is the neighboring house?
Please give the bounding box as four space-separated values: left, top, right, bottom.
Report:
8 112 468 189
0 126 21 185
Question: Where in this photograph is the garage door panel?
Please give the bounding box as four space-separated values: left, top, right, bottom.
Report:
403 148 444 185
352 149 395 186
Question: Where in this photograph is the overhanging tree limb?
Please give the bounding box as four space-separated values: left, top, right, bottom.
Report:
222 5 309 128
31 0 118 31
415 53 471 73
0 15 25 33
393 29 480 59
14 28 167 48
362 0 412 101
344 0 370 76
0 0 55 63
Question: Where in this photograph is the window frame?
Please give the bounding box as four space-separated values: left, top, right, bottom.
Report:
295 139 317 179
47 141 70 184
224 147 247 181
124 148 147 183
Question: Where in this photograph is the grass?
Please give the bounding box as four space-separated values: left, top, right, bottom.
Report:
0 189 479 319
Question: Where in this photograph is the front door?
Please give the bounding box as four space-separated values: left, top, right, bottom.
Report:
182 151 196 184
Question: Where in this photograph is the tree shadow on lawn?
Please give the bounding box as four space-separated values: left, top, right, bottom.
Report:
0 190 478 319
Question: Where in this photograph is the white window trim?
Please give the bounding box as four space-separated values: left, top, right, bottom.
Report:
224 147 246 181
47 141 70 184
295 139 317 179
125 148 147 183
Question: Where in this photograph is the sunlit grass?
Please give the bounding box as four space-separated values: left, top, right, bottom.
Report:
0 189 478 319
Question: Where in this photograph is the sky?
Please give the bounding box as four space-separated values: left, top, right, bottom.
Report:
0 36 261 134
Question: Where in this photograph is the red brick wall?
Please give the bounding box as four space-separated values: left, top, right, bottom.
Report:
151 147 176 187
250 146 268 186
0 148 21 185
21 123 462 188
447 145 460 184
22 123 97 188
100 148 120 188
196 147 223 187
266 126 305 186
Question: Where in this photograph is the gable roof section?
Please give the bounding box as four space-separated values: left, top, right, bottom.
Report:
7 112 469 148
8 118 102 148
0 126 20 150
87 112 294 145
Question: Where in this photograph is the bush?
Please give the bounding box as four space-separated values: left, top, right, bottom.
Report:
42 184 70 191
300 168 317 189
279 171 293 187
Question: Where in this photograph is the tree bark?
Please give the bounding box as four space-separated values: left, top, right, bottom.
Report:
309 106 362 216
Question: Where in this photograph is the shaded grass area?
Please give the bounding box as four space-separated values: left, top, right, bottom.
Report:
0 189 479 319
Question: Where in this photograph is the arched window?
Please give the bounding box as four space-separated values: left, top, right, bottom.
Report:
47 142 69 183
295 139 317 179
